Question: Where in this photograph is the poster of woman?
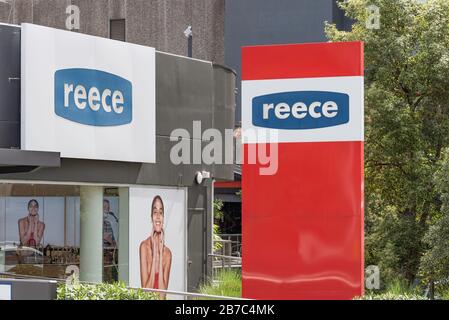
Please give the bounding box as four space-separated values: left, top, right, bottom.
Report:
18 199 45 247
129 187 186 297
139 195 172 298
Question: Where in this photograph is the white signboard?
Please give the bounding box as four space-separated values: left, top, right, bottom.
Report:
21 23 155 163
0 283 12 300
242 76 364 144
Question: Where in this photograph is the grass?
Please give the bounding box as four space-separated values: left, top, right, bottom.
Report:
355 278 427 300
198 269 242 299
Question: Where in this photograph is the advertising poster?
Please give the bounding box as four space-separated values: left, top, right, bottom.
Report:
0 194 119 280
3 197 64 247
129 187 186 295
0 196 70 278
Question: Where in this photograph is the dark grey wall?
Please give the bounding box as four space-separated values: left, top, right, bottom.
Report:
332 0 354 32
225 0 353 124
0 24 20 149
0 278 57 300
0 0 225 64
187 182 213 291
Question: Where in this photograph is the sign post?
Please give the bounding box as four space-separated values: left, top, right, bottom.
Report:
242 42 364 299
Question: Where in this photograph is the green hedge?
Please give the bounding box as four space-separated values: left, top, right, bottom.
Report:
354 293 428 300
57 281 159 300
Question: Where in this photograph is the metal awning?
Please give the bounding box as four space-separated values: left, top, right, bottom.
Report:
0 148 60 174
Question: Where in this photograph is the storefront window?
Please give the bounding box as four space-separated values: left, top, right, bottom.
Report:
0 183 126 283
0 184 81 279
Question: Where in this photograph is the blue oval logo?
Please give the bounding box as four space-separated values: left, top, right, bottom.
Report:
54 68 132 126
252 91 349 129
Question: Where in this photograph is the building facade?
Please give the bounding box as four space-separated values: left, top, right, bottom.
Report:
0 0 355 295
0 0 234 294
0 0 225 64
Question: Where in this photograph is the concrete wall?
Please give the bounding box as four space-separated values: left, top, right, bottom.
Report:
0 0 225 64
0 24 20 149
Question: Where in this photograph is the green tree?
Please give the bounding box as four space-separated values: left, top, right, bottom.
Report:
419 149 449 282
326 0 449 285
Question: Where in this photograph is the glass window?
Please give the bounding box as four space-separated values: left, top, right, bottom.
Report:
0 184 80 280
0 183 127 283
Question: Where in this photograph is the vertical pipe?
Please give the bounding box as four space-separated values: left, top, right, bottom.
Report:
0 195 4 272
188 35 192 58
118 187 129 285
211 179 215 275
79 186 103 283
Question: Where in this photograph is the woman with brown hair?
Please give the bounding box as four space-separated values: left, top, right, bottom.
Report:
18 199 45 247
139 195 172 298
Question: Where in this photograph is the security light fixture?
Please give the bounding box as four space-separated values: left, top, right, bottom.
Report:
183 26 192 38
195 170 211 185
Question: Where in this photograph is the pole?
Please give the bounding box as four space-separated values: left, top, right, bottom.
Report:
188 34 192 58
79 186 103 283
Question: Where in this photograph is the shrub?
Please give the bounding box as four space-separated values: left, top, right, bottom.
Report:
441 290 449 300
355 277 429 300
354 292 427 300
213 199 224 253
385 278 422 296
57 281 159 300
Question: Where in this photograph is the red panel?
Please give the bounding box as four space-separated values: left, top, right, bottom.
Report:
214 181 242 188
244 142 362 219
242 142 364 299
242 42 364 80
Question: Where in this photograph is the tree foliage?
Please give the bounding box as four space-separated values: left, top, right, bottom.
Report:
213 199 224 252
420 149 449 281
326 0 449 285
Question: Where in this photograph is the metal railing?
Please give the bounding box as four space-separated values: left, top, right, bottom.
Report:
212 233 242 279
209 253 241 281
214 234 241 257
0 271 247 300
209 241 241 282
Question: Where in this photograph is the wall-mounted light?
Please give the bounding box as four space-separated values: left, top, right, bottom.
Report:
195 170 211 185
183 26 192 38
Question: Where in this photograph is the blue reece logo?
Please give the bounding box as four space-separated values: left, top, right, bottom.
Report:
252 91 349 129
54 68 132 126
